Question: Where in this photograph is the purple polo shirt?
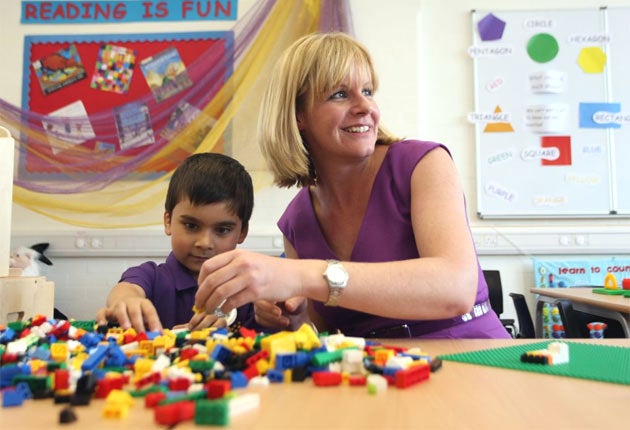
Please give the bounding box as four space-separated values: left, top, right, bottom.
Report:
120 252 257 330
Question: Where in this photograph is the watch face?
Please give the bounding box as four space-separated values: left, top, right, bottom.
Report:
327 262 348 286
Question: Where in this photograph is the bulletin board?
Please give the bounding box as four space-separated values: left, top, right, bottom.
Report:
21 31 231 177
471 8 630 218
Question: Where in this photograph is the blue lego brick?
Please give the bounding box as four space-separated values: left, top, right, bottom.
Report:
0 328 16 343
266 369 284 383
81 344 109 372
230 371 248 388
2 388 25 407
210 344 232 363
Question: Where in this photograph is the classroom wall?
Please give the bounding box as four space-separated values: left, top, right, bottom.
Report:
5 0 630 320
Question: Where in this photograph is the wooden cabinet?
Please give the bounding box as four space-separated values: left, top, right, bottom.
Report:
0 272 54 325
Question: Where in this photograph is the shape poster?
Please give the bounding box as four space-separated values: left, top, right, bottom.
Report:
471 8 630 218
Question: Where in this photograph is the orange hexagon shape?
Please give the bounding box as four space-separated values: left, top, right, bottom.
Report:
577 47 607 73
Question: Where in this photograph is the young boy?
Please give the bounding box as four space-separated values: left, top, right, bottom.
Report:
95 152 256 333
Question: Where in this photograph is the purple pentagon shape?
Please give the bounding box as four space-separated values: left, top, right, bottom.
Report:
478 13 506 41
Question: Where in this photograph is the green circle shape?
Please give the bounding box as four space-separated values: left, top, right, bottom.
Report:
527 33 559 63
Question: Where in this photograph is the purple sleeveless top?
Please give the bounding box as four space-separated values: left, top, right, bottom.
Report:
278 140 510 339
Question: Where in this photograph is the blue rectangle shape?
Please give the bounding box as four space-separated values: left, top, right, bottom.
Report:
579 102 622 129
21 0 237 24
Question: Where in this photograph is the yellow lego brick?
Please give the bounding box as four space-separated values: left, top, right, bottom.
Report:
106 389 135 407
30 359 48 374
294 323 321 350
70 355 87 371
134 358 156 377
50 343 69 363
255 359 269 375
260 331 297 354
123 327 138 337
102 403 130 419
374 349 394 365
283 369 292 383
139 340 155 355
189 328 211 341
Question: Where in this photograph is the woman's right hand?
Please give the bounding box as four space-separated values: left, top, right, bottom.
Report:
254 297 309 330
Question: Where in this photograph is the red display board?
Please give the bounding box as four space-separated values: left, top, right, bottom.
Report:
21 31 232 176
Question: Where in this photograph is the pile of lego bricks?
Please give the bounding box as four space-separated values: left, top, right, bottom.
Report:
0 316 439 426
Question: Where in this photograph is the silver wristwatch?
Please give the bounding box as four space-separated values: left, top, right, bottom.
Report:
323 260 349 306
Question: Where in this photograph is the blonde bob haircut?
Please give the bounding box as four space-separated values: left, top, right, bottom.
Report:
258 32 401 188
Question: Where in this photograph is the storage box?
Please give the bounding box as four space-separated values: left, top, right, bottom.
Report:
0 275 55 325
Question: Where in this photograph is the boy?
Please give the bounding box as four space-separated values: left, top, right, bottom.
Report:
96 152 255 332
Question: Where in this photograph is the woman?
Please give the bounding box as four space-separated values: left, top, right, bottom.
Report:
195 32 511 338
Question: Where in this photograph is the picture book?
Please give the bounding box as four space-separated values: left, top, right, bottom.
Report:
90 44 137 94
42 100 95 155
161 101 202 139
140 47 193 102
32 44 86 95
113 101 155 150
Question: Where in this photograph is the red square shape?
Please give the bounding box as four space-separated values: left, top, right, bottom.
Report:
541 136 572 166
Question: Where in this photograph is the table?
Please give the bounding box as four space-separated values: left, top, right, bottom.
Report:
530 287 630 338
1 339 628 429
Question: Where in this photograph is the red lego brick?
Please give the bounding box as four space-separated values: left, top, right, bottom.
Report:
145 391 167 408
312 371 342 386
394 363 430 389
168 377 192 392
205 380 231 399
179 348 198 361
154 400 196 425
95 376 125 398
239 327 257 339
245 350 269 367
348 374 367 386
54 369 70 391
242 365 259 380
31 315 48 327
135 371 161 389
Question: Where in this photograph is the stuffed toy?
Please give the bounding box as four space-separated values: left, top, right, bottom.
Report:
9 242 53 276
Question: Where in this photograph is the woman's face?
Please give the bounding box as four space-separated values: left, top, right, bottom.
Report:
296 69 380 160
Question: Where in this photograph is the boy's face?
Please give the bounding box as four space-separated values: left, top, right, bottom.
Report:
164 198 248 275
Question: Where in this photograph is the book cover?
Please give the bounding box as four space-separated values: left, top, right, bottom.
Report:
140 47 193 102
113 101 155 150
90 44 137 94
42 100 95 155
32 44 86 95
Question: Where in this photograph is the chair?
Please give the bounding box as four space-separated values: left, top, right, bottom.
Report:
508 293 536 338
483 270 516 337
555 300 590 338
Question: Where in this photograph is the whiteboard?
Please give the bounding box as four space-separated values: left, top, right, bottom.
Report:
471 8 630 218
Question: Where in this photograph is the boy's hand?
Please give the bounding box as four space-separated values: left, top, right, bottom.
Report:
254 297 308 330
177 312 227 332
95 297 162 333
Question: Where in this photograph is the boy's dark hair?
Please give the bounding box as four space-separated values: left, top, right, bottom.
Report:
165 152 254 228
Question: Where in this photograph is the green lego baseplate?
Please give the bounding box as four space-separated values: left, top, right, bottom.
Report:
438 341 630 386
592 288 630 297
